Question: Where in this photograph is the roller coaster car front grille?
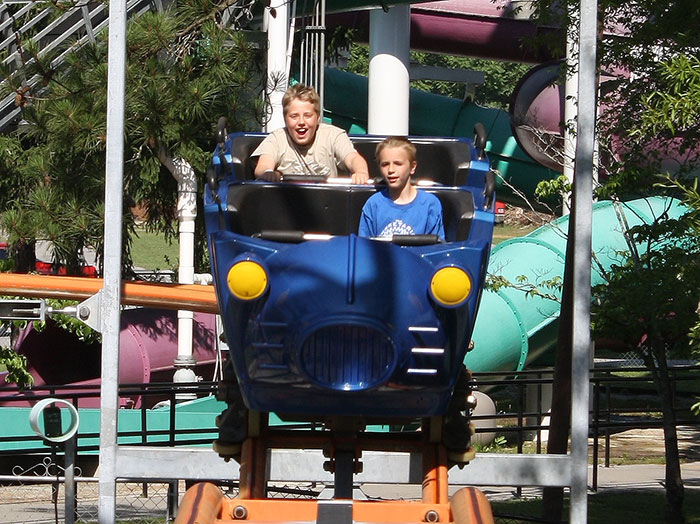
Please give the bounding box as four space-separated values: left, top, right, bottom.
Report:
300 325 395 391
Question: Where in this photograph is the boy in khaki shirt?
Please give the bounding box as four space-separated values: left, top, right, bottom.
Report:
253 84 370 184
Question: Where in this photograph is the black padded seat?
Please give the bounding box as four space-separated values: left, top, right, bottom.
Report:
229 134 265 180
225 183 474 242
227 134 472 185
351 136 472 186
226 184 368 237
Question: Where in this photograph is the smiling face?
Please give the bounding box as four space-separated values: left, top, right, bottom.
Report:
284 99 320 147
377 146 417 199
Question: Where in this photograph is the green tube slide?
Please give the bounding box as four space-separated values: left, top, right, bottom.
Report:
465 197 687 372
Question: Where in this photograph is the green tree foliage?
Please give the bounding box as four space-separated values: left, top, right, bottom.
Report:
0 344 33 390
0 1 264 386
591 203 700 361
0 1 264 276
638 55 700 138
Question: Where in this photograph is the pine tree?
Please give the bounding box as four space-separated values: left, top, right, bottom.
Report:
0 1 265 276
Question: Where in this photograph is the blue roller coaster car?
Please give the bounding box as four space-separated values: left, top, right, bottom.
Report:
204 125 495 421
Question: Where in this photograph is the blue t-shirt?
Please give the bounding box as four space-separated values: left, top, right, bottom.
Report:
358 190 445 239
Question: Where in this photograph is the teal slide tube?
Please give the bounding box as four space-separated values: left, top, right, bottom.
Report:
465 197 687 372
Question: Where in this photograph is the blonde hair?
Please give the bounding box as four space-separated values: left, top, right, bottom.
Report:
375 136 417 164
282 84 321 116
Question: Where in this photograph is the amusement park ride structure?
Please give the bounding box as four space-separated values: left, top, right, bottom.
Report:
1 0 598 522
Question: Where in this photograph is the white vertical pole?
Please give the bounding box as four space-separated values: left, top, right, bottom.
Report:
98 0 126 522
368 6 410 135
171 159 198 392
64 435 76 524
265 0 290 131
570 0 598 522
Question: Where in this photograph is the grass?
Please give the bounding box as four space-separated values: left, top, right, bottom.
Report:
491 491 700 523
126 220 535 270
127 217 536 268
130 229 179 271
492 223 539 244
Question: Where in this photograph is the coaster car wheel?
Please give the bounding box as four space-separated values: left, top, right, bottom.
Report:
451 487 495 524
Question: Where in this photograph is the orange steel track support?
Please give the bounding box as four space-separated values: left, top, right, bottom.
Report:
174 425 495 524
0 273 218 313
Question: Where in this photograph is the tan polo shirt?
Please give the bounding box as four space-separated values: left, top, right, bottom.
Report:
252 123 357 177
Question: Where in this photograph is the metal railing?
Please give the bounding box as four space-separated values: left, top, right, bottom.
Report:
471 364 700 491
1 364 698 484
0 0 164 131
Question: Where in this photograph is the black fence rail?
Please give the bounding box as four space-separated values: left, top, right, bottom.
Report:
471 364 700 492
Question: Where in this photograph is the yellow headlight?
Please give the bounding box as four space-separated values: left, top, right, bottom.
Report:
227 260 268 300
430 267 471 307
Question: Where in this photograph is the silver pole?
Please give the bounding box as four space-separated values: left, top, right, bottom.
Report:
65 435 76 524
98 0 127 522
570 0 597 522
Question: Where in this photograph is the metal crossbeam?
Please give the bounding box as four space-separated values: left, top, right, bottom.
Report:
112 447 574 489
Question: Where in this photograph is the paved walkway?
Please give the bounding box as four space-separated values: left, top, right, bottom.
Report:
590 461 700 492
360 461 700 502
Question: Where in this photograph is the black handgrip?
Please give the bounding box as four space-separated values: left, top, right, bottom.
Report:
255 230 306 243
206 164 219 199
473 122 487 160
216 117 231 175
216 116 228 144
206 163 225 230
483 169 495 209
392 234 440 246
280 174 328 183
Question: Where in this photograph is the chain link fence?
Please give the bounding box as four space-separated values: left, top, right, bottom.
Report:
1 477 174 524
0 456 331 524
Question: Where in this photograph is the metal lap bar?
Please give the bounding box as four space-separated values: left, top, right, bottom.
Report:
254 230 334 242
368 234 441 245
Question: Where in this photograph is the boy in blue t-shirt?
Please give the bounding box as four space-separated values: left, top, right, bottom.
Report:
358 137 444 239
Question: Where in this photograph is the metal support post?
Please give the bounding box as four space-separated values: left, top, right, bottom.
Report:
333 451 355 499
263 0 290 131
368 5 410 135
65 435 77 524
99 0 127 522
570 0 598 522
